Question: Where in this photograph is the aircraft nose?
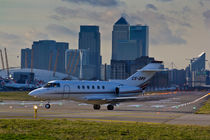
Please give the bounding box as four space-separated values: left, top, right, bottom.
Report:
28 89 41 97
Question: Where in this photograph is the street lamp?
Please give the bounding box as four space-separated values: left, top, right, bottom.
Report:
33 105 38 119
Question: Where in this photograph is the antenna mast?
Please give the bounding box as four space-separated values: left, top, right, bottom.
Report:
0 49 5 70
4 48 9 78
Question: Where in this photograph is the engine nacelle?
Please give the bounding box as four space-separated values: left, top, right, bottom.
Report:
114 85 142 97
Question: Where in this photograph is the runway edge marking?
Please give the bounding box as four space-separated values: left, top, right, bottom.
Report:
171 93 209 108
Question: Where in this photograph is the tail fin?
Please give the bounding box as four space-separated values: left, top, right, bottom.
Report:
111 61 163 87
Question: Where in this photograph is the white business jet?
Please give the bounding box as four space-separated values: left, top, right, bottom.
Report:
29 61 163 110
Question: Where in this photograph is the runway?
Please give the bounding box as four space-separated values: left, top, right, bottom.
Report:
0 91 210 126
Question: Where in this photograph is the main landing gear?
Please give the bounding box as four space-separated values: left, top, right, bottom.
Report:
45 103 51 109
93 104 114 110
93 104 101 110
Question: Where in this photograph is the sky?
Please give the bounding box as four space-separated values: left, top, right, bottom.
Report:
0 0 210 69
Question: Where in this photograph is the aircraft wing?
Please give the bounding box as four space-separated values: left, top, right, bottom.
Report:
83 96 138 104
83 95 169 104
108 95 169 103
110 97 139 102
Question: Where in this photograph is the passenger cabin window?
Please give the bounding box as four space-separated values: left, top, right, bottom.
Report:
78 85 80 89
44 83 60 88
82 85 85 89
102 86 105 89
92 85 95 89
97 86 100 89
87 86 90 89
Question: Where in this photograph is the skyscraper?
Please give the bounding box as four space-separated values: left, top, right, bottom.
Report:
112 17 130 60
191 52 206 72
111 17 150 79
21 48 31 69
32 40 68 73
79 25 101 79
186 52 206 87
114 40 139 60
130 25 149 56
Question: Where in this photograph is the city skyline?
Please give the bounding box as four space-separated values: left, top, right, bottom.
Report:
0 0 210 69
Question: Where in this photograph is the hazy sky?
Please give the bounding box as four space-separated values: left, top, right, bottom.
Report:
0 0 210 69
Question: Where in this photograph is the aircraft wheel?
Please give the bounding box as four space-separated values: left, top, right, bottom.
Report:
45 103 51 109
107 105 114 110
93 104 100 110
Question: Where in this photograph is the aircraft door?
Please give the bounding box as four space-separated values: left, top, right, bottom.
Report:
63 85 70 99
115 87 120 97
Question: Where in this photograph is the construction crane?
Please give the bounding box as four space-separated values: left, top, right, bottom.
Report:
0 49 5 70
53 50 59 77
66 51 73 74
72 55 80 75
4 48 10 78
68 51 76 75
170 62 177 69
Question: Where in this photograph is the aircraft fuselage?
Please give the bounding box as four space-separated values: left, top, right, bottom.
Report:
30 80 141 104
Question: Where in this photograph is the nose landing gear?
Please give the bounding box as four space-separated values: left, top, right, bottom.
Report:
45 103 51 109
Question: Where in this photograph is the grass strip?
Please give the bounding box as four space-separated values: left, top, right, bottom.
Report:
0 91 40 101
0 119 210 140
196 97 210 114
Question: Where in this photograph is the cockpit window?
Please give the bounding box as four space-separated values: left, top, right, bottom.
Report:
44 83 60 88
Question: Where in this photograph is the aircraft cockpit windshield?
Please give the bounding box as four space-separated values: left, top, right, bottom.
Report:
44 83 60 88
